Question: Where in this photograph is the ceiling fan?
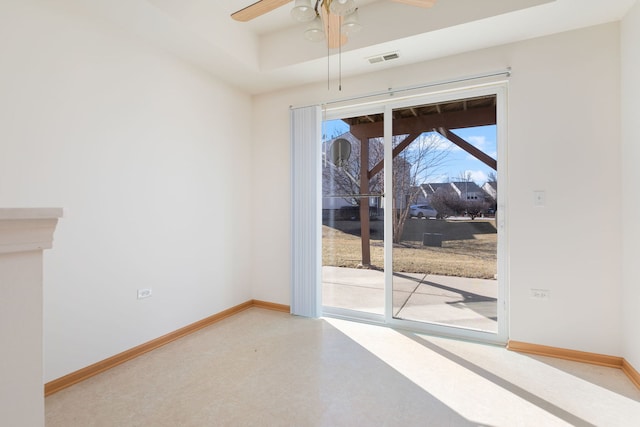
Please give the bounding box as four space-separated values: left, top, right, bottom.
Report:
231 0 437 48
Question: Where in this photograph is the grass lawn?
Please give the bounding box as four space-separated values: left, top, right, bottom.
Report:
322 219 497 279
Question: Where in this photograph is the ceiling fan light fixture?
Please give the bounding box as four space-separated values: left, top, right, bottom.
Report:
304 15 326 42
341 9 362 35
329 0 357 17
291 0 316 22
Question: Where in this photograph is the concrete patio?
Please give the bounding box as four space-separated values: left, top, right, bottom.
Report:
322 266 498 332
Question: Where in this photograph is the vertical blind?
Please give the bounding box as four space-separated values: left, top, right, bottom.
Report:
290 105 322 317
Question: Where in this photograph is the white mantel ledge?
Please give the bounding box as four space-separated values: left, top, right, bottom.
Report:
0 208 63 254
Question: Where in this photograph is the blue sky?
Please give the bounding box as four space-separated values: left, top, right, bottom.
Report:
323 120 497 186
444 125 497 185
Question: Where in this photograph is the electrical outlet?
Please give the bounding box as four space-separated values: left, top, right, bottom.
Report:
530 288 550 300
137 288 152 299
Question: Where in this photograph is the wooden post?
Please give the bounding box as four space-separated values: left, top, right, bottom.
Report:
359 137 371 267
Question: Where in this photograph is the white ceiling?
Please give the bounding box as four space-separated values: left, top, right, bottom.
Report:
81 0 636 94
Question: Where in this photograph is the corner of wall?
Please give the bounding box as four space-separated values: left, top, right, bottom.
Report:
620 0 640 369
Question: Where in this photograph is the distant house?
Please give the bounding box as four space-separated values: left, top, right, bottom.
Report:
424 183 457 202
450 181 485 201
412 181 498 217
482 181 498 201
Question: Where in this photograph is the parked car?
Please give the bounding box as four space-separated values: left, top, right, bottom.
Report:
409 204 438 219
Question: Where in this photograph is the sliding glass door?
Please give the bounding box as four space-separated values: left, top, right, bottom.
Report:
388 93 502 339
321 110 386 320
321 85 507 343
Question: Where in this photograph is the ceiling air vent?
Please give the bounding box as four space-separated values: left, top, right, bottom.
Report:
367 51 400 64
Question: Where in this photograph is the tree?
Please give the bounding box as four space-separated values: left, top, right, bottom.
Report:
430 187 463 218
464 199 489 220
456 170 474 183
321 133 384 211
323 131 451 242
442 171 490 219
457 173 490 219
391 132 451 243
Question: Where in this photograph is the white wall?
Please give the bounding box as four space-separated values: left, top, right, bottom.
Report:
0 1 253 381
253 23 623 355
621 1 640 369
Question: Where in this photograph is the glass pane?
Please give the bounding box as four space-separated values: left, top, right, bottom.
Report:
391 96 498 333
321 115 385 316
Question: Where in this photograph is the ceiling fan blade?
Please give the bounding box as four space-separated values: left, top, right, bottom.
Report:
391 0 437 8
231 0 294 22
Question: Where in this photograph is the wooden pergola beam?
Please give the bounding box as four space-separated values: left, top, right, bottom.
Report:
348 105 496 138
367 133 421 180
436 127 497 170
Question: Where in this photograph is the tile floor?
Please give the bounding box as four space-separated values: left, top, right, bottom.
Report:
46 308 640 426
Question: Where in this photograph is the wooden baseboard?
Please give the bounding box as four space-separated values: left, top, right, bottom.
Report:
622 358 640 389
252 299 290 313
508 340 640 390
45 299 290 396
507 340 623 368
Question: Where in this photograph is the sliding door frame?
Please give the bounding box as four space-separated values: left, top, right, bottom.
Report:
320 81 509 345
382 84 509 344
321 103 387 323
